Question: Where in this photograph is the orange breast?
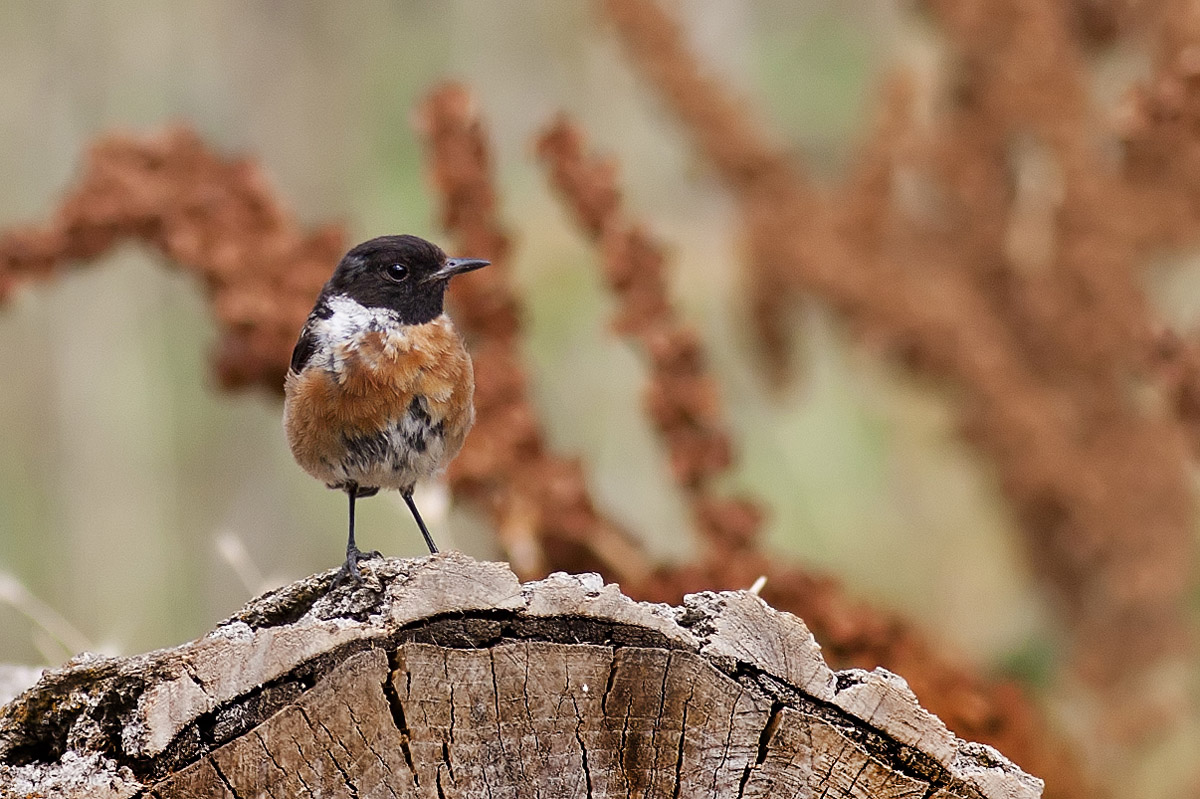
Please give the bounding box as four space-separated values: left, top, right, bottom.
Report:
284 318 474 486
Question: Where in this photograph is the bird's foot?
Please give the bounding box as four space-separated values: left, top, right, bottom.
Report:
331 546 383 587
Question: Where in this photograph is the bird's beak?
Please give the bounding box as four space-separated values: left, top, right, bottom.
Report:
427 258 490 283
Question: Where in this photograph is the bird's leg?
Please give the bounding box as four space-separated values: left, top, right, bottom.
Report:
402 490 439 554
334 482 381 584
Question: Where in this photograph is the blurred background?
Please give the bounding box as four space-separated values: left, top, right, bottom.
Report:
0 1 1197 797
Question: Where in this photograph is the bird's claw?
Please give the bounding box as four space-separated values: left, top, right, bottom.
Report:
331 546 383 587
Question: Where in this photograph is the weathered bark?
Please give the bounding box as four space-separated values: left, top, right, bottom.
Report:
0 554 1041 798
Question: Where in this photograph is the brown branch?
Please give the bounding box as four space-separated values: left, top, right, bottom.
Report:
0 126 343 392
416 83 648 584
536 116 762 557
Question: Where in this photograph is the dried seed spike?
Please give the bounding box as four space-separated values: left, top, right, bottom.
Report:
418 84 646 584
537 115 762 554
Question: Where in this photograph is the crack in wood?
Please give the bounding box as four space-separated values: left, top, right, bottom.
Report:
381 649 420 790
341 697 402 799
281 727 322 797
440 740 453 781
569 689 594 799
734 667 971 796
519 644 545 779
487 649 514 788
736 759 754 797
435 763 448 799
601 651 618 717
208 757 243 799
712 692 741 799
294 704 368 799
844 757 872 796
252 727 307 795
614 657 634 796
652 651 673 796
755 702 783 766
669 679 693 799
327 751 362 799
445 675 456 759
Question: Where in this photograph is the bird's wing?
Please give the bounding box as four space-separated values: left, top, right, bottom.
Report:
289 299 333 374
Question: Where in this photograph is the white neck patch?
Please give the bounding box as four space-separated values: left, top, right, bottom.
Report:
307 295 397 373
308 295 448 375
321 294 396 339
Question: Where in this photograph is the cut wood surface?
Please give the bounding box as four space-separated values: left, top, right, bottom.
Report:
0 554 1042 798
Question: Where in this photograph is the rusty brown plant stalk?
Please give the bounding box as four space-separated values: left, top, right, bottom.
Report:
0 127 343 392
536 116 763 562
416 84 648 584
599 0 1196 725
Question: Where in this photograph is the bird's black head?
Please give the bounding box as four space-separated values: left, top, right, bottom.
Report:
322 234 489 324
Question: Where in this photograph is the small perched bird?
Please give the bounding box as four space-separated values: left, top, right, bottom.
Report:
283 235 488 582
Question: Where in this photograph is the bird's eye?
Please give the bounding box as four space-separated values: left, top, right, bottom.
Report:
384 263 409 282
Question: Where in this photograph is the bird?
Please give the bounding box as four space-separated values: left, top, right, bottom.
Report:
283 234 488 582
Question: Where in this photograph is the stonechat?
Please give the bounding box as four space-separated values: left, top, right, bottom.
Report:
283 235 488 582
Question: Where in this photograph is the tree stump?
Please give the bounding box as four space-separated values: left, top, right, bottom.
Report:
0 554 1042 798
